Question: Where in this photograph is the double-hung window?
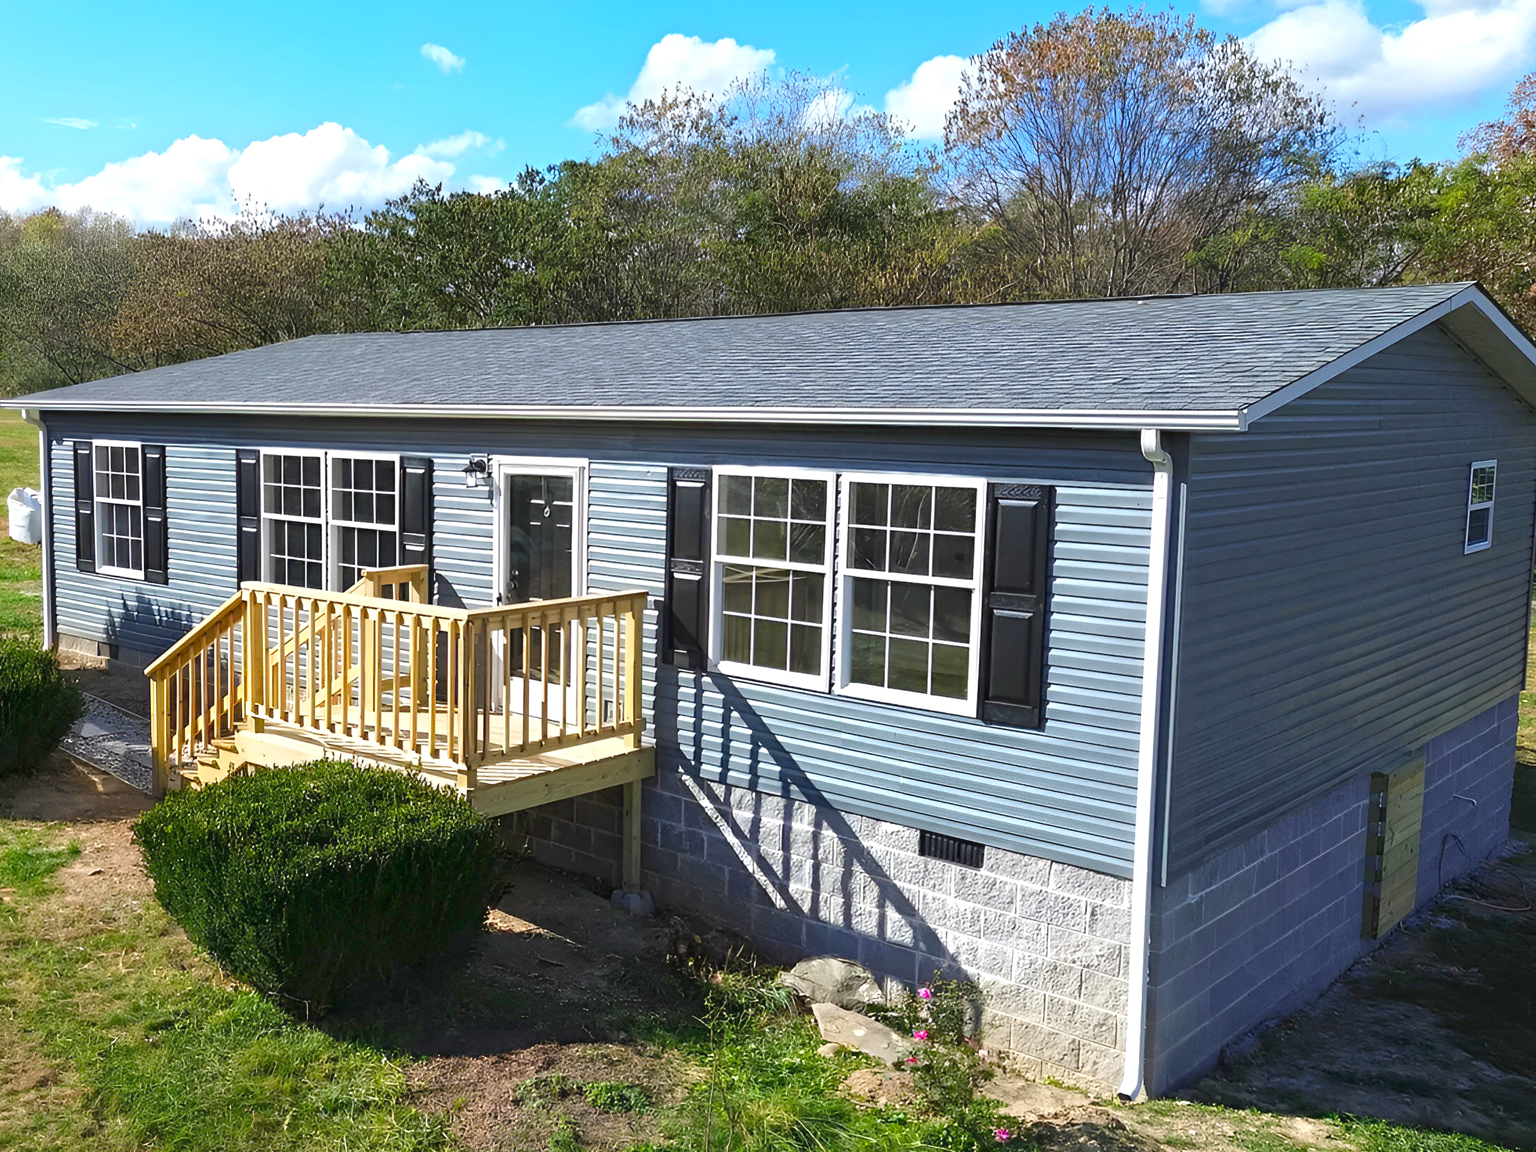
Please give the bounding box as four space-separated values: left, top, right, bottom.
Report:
701 469 994 718
93 442 145 578
259 450 400 590
1465 459 1496 554
262 452 324 588
712 468 835 690
331 456 399 588
840 476 986 715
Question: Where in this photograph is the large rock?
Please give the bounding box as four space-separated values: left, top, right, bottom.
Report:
812 1003 912 1067
779 956 885 1010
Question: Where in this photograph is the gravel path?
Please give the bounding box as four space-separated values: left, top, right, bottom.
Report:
61 694 154 795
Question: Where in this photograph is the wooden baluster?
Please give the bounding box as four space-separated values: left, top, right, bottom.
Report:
540 609 551 749
392 608 403 749
597 610 607 734
624 597 640 745
428 622 440 759
576 614 588 739
409 614 421 756
447 619 459 763
520 609 531 753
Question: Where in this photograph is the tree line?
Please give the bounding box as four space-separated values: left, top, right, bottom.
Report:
5 8 1536 396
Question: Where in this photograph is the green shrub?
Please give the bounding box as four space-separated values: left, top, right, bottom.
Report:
0 637 84 775
134 760 501 1010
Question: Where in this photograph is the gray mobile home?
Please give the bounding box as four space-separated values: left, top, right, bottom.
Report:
8 282 1533 1095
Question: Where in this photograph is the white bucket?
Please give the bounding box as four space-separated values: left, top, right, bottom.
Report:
7 487 41 545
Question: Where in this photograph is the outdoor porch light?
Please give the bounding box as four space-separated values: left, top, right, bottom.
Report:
461 455 490 488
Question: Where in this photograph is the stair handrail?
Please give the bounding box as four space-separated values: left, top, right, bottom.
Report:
146 588 250 797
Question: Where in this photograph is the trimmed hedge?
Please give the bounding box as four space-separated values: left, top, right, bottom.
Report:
0 638 84 775
134 760 501 1010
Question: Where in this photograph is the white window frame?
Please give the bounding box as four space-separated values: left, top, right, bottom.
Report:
1465 459 1497 555
257 448 402 591
833 471 988 717
708 465 837 693
92 438 146 580
328 451 403 590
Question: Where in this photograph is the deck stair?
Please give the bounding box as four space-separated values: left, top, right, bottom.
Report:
145 566 654 887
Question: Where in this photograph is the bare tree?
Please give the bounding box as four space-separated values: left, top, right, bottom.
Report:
943 8 1343 299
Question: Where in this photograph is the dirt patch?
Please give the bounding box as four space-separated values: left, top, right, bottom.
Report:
4 752 152 824
1189 845 1536 1150
411 1041 686 1151
57 649 151 719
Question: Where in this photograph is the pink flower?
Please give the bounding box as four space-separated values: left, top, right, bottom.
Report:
918 987 933 1000
912 1029 929 1041
994 1130 1012 1144
906 1056 919 1065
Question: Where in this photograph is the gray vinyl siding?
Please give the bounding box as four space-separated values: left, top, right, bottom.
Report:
645 481 1152 876
41 413 1152 878
1164 324 1536 875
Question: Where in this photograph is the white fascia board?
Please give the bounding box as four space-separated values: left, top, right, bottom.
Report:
1239 285 1535 428
0 400 1245 432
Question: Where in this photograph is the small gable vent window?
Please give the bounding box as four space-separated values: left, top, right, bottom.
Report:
1465 459 1497 554
918 830 985 869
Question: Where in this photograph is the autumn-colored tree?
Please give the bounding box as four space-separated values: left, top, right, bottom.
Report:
113 208 344 363
0 208 142 394
943 8 1343 299
1462 72 1536 165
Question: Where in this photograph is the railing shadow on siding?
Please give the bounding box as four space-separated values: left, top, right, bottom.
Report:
103 591 198 662
656 668 965 989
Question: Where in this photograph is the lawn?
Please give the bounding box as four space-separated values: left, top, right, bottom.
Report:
0 408 41 640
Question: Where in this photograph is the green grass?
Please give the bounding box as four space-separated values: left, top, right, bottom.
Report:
0 820 454 1151
0 409 41 640
1337 1117 1517 1152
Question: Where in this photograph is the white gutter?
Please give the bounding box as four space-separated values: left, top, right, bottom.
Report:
0 399 1247 433
18 409 54 650
1119 427 1174 1101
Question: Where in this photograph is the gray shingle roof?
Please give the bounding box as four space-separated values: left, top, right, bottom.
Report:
6 283 1504 429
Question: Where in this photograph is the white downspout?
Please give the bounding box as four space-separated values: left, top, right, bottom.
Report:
1119 428 1173 1101
19 409 55 650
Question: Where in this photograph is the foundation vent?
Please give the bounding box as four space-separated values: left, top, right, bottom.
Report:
918 830 985 869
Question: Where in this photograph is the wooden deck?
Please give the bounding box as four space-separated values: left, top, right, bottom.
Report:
147 568 655 890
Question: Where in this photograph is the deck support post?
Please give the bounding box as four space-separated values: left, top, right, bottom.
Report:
621 778 643 893
148 676 168 799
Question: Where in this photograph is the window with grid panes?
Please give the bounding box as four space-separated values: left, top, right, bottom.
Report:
331 456 399 588
93 443 144 576
713 470 834 686
843 478 983 707
1465 460 1496 553
261 452 324 588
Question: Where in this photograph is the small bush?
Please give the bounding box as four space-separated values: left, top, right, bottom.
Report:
582 1080 652 1114
0 637 83 774
134 760 501 1010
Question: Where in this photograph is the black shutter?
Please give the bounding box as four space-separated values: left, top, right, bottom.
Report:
399 455 434 583
980 484 1052 729
235 449 261 585
664 467 711 668
142 445 168 585
73 441 95 573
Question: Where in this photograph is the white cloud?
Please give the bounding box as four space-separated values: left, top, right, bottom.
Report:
43 117 97 130
0 157 49 216
228 123 453 212
417 129 501 158
1246 0 1536 120
571 33 776 130
466 175 505 194
421 42 465 74
884 55 969 140
0 122 493 227
56 136 235 223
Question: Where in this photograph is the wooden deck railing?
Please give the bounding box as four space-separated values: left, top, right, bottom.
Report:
145 565 649 797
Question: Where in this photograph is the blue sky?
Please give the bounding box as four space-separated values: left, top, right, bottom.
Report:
4 0 1534 226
